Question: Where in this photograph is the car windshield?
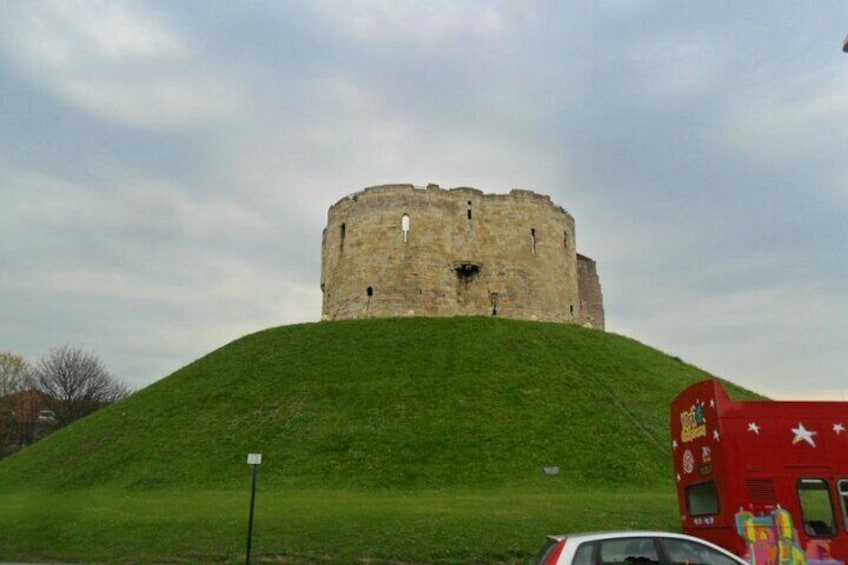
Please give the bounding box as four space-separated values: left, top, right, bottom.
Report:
599 537 659 565
659 537 741 565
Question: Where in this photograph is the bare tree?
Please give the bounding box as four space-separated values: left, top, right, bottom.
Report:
34 346 130 427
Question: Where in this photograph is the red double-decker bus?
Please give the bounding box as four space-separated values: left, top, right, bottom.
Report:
670 378 848 564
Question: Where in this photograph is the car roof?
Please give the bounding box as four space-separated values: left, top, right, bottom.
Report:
541 530 747 562
545 531 717 543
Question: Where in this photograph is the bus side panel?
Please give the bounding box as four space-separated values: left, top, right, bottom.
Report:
671 380 741 553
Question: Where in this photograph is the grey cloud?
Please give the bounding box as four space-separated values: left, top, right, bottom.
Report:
1 1 847 395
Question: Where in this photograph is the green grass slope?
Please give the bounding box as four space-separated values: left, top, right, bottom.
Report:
0 317 757 493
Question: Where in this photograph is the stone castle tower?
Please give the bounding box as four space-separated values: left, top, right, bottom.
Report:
320 184 604 329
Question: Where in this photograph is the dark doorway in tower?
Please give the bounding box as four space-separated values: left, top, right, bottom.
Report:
453 261 480 312
366 286 373 315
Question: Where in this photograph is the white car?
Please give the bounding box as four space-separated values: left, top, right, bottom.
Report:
531 531 749 565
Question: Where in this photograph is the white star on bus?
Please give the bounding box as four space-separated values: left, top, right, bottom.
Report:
791 423 817 447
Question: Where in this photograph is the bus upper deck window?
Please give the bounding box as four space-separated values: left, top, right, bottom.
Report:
839 480 848 533
797 478 837 537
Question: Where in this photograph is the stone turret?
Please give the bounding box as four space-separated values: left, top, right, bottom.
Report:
321 183 604 329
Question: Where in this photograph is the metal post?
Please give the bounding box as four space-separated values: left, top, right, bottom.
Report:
245 453 262 564
246 463 258 564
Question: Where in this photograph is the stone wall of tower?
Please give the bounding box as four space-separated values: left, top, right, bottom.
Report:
321 183 603 327
577 254 605 330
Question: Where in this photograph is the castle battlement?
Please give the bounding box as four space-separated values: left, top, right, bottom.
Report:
320 184 604 328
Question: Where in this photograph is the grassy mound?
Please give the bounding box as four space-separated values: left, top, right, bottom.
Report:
0 317 757 493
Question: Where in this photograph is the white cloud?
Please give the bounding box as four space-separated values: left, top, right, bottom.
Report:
58 74 245 129
2 163 266 245
310 1 529 44
19 0 189 62
0 0 245 129
650 39 726 99
724 69 848 167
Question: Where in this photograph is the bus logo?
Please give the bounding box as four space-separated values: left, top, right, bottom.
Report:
680 400 707 443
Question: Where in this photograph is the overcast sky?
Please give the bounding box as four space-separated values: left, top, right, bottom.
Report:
1 1 846 400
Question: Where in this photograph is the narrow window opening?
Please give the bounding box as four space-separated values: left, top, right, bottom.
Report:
467 200 472 220
340 223 346 252
365 286 373 315
531 228 537 253
563 230 568 249
490 292 499 316
401 213 410 242
366 286 373 297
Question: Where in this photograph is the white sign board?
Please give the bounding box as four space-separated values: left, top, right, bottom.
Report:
247 453 262 465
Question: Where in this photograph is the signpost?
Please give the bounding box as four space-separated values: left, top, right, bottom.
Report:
245 453 262 565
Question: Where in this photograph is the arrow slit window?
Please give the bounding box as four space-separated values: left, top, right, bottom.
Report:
402 214 410 242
